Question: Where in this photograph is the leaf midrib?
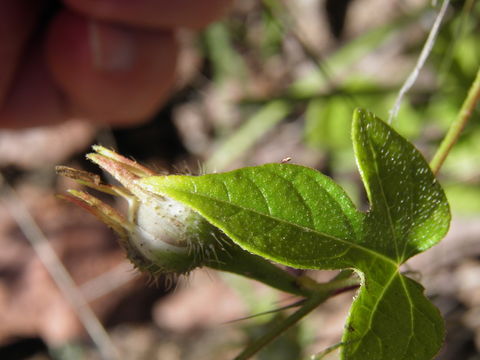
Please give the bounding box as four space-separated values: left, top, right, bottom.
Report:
365 135 401 262
159 185 398 267
399 275 416 357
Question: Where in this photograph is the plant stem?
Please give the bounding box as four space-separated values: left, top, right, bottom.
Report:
430 66 480 174
208 242 315 297
233 274 359 360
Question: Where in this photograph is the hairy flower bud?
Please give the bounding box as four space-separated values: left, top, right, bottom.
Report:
130 196 219 274
56 146 219 275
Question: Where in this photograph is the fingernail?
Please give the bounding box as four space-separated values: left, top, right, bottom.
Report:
89 21 135 71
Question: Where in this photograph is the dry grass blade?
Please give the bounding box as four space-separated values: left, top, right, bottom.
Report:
0 173 120 360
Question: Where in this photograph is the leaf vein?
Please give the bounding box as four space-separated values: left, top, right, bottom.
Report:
169 188 397 267
365 134 400 261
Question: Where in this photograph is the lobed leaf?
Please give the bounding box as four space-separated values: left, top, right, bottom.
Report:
352 109 450 263
343 269 444 359
138 109 450 360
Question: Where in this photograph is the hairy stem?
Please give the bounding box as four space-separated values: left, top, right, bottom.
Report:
430 66 480 174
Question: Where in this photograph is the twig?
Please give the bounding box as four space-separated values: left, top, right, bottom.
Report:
430 66 480 174
388 0 450 124
0 174 119 360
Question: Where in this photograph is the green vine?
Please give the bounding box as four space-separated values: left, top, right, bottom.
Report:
430 66 480 174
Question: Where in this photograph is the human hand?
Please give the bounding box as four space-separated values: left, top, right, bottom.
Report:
0 0 231 128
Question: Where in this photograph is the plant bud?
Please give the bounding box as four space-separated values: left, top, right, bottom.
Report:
130 195 219 274
56 146 218 275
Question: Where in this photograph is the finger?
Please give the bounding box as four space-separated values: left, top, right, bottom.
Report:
63 0 233 29
0 1 44 110
46 10 179 126
0 35 67 128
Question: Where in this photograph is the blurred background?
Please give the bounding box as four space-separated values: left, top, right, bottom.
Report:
1 0 479 359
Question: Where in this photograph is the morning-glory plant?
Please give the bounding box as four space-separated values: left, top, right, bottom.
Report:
59 109 451 359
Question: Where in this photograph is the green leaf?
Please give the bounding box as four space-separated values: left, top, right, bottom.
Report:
344 109 449 360
352 109 450 262
139 109 450 359
342 267 444 359
142 163 365 269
